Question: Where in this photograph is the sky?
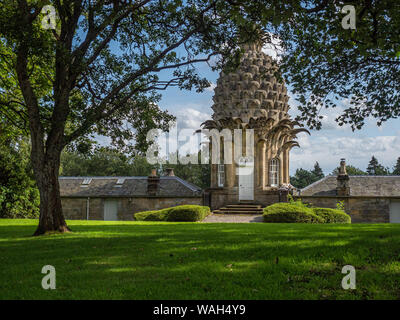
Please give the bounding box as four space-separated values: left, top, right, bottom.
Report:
155 47 400 176
98 39 400 176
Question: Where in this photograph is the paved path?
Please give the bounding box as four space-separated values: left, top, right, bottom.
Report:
203 214 263 223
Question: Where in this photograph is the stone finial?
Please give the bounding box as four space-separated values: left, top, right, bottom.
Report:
337 158 350 196
339 158 347 175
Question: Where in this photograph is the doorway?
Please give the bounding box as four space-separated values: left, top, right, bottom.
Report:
104 199 118 221
238 156 254 201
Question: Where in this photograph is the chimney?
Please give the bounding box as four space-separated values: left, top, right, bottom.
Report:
337 158 350 196
147 168 159 196
165 168 175 176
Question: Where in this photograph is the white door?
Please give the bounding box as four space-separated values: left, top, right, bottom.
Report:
238 156 254 201
104 200 118 221
390 201 400 223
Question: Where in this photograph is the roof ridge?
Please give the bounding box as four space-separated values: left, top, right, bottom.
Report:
347 175 400 178
172 176 202 192
300 175 334 193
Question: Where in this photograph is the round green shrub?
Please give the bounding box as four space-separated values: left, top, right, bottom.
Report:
263 203 324 223
167 205 210 222
312 208 351 224
134 205 210 222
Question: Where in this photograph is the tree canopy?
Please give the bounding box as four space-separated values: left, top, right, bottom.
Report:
290 161 325 189
332 164 367 176
366 155 390 175
393 157 400 175
1 0 278 234
279 0 400 130
2 0 400 234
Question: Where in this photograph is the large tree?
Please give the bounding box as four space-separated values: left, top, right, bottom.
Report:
290 161 325 189
1 0 284 235
0 124 39 218
311 161 324 180
366 155 389 175
393 157 400 175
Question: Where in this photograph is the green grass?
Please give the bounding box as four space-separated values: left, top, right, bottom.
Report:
1 219 400 300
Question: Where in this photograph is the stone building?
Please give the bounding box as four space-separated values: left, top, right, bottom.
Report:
59 169 203 221
299 159 400 223
202 40 308 210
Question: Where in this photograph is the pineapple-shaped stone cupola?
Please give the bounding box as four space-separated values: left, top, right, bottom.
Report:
202 35 309 209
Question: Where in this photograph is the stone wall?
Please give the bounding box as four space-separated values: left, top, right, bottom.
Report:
61 196 203 221
299 196 391 223
209 187 281 210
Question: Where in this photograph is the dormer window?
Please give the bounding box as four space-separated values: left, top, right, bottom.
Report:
114 178 125 188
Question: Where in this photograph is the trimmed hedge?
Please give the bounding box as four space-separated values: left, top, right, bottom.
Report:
134 208 170 221
263 202 351 224
313 208 351 224
263 203 324 224
134 205 210 222
167 205 210 222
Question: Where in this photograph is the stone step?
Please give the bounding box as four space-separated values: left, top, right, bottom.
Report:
226 204 262 209
213 210 263 215
218 207 263 212
213 203 264 215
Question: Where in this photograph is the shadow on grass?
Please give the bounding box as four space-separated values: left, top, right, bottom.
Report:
1 220 400 299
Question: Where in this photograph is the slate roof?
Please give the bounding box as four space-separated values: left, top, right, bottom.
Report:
59 176 203 198
300 175 400 197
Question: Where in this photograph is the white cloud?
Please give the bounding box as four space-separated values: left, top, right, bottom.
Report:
262 33 283 61
175 107 211 131
205 82 216 93
290 133 400 175
151 107 212 159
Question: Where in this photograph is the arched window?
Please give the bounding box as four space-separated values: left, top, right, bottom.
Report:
217 164 225 187
269 158 279 187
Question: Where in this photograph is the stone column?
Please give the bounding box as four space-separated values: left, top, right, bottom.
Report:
210 137 218 188
279 152 284 186
282 149 289 184
260 140 266 188
225 139 235 188
211 164 218 188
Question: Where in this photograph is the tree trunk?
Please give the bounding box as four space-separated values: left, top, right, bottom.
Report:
32 148 70 236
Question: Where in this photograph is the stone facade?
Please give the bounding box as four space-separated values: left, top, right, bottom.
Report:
299 161 400 223
298 196 391 223
202 39 308 209
59 173 203 220
206 188 285 210
61 196 203 221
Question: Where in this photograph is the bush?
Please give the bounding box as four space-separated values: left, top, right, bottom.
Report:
134 205 210 222
313 208 351 224
134 208 170 221
263 203 324 224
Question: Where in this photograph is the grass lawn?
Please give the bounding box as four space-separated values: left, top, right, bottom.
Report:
1 219 400 300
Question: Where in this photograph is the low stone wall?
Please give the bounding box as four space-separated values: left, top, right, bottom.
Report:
61 196 203 221
208 187 281 210
299 196 391 223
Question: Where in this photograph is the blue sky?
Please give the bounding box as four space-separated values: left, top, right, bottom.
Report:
156 52 400 175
